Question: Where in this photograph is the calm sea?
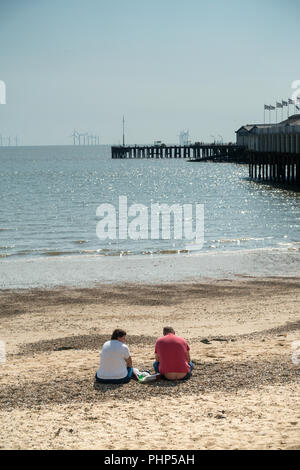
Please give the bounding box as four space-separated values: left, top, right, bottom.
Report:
0 145 300 261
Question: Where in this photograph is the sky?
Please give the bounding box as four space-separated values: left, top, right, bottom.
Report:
0 0 299 146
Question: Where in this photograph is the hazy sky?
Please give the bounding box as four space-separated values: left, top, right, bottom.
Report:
0 0 299 145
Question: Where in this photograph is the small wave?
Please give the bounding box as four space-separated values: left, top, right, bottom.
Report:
10 249 93 257
155 249 180 255
215 237 273 244
111 251 132 257
13 249 41 256
45 249 109 256
45 251 70 256
278 242 300 250
72 240 89 245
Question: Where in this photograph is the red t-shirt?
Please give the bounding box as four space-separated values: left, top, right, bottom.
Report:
155 334 190 374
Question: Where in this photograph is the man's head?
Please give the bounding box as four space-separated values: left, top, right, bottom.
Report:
111 329 127 343
163 326 175 336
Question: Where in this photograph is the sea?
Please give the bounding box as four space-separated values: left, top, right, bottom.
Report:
0 145 300 288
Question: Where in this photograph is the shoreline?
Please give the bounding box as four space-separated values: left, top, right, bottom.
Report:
1 248 300 290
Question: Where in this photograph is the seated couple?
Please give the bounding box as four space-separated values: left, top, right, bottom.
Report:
95 326 194 384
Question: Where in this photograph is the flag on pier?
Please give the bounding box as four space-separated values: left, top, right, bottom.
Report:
287 98 296 117
276 102 283 108
282 100 288 107
264 105 275 124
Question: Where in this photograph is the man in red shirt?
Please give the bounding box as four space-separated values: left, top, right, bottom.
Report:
153 326 194 381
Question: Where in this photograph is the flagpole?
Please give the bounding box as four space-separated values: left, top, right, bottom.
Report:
122 116 125 147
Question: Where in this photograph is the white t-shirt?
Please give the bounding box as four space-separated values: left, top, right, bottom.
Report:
97 340 130 379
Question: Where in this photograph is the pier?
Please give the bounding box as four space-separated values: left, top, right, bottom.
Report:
248 151 300 187
111 114 300 188
111 143 247 162
237 114 300 188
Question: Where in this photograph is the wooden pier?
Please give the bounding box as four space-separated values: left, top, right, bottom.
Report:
248 150 300 188
236 114 300 189
111 143 247 162
111 143 300 188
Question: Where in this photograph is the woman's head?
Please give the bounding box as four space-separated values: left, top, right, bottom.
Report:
111 329 127 341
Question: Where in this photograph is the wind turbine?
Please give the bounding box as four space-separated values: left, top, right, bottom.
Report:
80 133 88 145
84 133 89 145
70 129 79 145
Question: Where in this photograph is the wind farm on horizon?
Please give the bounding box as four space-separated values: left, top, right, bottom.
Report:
70 129 101 146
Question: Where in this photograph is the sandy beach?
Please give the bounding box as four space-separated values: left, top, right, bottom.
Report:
0 277 300 450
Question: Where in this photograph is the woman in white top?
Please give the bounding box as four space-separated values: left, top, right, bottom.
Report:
95 329 133 384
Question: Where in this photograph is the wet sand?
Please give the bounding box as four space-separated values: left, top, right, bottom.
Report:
0 278 300 450
1 249 300 289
